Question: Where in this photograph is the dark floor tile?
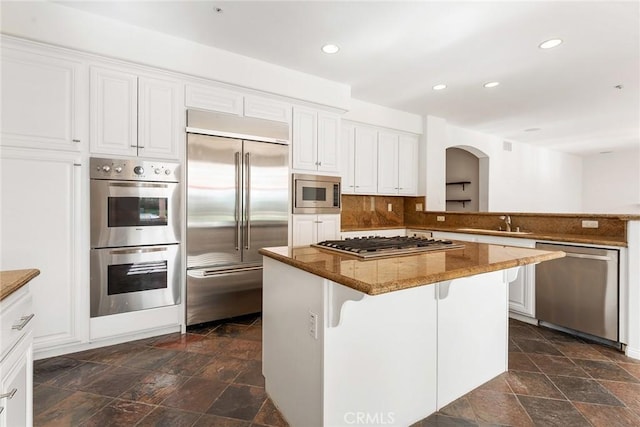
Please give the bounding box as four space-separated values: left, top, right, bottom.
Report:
78 365 147 397
508 352 540 372
436 396 476 422
136 406 201 427
475 373 512 393
599 380 640 411
211 323 251 338
593 345 640 364
159 351 214 376
33 357 83 384
119 371 187 404
67 342 148 365
121 347 181 371
240 325 263 342
207 384 267 421
553 342 612 360
46 361 110 390
187 322 220 335
33 384 75 416
573 358 640 383
509 338 522 353
513 338 564 356
153 332 209 351
160 377 228 412
517 395 589 427
235 360 265 387
574 401 640 427
193 414 252 427
253 398 288 427
80 399 154 426
528 354 590 377
536 326 584 343
188 335 234 355
505 371 565 399
510 325 545 341
411 413 478 426
223 338 262 360
467 389 533 426
34 390 112 426
197 355 252 382
549 375 623 406
618 362 640 381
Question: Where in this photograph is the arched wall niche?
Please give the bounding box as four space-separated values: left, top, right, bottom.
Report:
445 145 489 212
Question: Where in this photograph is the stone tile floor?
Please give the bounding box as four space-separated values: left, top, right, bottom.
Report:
34 316 640 426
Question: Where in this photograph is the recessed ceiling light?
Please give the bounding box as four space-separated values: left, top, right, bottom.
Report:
432 84 447 91
321 44 340 54
483 81 500 88
524 128 541 132
614 84 623 90
213 7 223 13
539 39 563 49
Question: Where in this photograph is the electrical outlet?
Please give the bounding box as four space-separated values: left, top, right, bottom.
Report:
308 311 318 339
416 203 423 211
387 203 393 212
437 216 445 222
582 220 599 228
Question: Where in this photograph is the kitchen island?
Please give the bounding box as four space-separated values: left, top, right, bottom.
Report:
259 242 563 427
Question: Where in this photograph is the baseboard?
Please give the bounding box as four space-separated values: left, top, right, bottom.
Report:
626 345 640 361
509 312 538 325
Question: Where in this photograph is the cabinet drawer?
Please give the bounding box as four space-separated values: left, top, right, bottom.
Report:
0 287 34 362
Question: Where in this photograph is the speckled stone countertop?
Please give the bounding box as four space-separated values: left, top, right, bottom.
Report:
0 269 40 301
259 243 564 296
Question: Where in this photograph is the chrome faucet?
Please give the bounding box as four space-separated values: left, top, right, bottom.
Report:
499 215 512 232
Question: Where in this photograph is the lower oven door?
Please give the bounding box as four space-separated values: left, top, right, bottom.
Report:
90 244 181 317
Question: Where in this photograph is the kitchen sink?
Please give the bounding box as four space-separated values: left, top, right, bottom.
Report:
456 228 533 235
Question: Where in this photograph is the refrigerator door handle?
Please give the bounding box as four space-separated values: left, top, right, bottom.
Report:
244 152 251 250
235 151 241 251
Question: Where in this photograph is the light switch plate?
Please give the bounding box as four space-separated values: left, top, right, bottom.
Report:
582 220 599 228
387 203 393 212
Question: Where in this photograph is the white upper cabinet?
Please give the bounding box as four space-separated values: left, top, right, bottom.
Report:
341 125 356 194
91 65 181 160
1 40 86 151
244 95 292 124
377 132 400 194
292 107 341 173
353 126 378 194
185 83 243 116
398 134 419 195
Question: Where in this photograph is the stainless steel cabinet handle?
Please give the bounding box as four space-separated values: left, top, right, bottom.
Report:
0 389 17 400
12 314 34 331
565 253 613 261
109 182 168 189
110 247 167 255
0 407 3 414
245 152 251 250
72 139 81 143
235 152 241 251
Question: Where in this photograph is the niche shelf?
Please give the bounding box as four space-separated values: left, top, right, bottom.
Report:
446 181 471 191
446 199 472 207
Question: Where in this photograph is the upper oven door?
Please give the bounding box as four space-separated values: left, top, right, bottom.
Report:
90 179 180 248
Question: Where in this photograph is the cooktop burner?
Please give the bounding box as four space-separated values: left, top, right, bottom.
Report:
312 236 465 259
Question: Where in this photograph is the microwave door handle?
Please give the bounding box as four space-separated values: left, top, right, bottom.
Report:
235 152 241 251
244 152 251 250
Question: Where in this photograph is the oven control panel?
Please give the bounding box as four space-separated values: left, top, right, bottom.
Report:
90 157 180 182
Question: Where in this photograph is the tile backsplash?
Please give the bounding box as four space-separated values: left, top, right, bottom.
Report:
341 195 406 229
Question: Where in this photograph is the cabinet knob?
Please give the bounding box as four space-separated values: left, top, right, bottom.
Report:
72 139 81 143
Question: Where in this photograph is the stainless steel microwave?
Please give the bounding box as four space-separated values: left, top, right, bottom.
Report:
292 173 341 214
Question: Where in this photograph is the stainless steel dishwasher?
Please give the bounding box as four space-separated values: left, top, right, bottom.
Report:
535 242 619 342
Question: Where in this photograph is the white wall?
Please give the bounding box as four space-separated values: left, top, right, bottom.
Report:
0 1 350 110
424 116 584 212
582 147 640 214
342 99 423 134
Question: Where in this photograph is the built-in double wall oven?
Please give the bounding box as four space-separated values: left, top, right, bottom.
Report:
89 157 181 318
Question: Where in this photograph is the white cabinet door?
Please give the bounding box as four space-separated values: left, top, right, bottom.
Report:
354 127 378 194
292 215 318 246
508 265 535 317
244 95 292 124
340 125 356 194
138 76 181 160
0 333 33 427
317 112 340 173
292 107 318 171
316 214 340 242
1 43 85 151
90 66 138 156
0 149 84 353
185 83 243 115
377 132 399 194
398 134 419 195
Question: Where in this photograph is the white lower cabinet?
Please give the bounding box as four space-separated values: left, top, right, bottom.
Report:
0 286 34 427
431 231 537 318
292 214 340 246
0 149 84 356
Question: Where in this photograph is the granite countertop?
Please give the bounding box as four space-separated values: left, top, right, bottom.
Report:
0 269 40 301
259 242 564 296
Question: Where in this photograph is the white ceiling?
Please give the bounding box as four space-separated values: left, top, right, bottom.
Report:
58 1 640 156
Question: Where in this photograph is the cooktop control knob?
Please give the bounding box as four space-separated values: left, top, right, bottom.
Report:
155 168 162 175
165 169 172 175
114 166 123 173
102 165 111 173
133 166 144 175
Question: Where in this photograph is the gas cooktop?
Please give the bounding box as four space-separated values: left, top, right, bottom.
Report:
312 236 465 259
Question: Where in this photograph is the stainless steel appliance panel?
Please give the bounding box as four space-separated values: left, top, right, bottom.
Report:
90 243 180 317
535 242 619 341
242 140 289 264
187 109 289 144
186 266 262 326
292 173 341 214
187 134 243 269
91 179 180 248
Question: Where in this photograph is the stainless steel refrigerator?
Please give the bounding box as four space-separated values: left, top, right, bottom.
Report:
186 110 289 325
